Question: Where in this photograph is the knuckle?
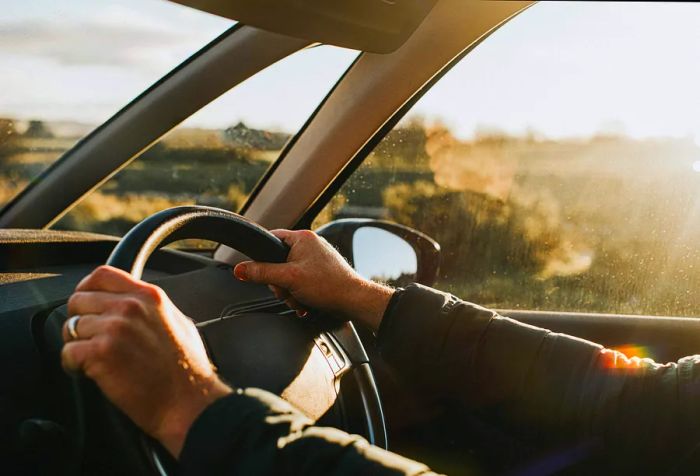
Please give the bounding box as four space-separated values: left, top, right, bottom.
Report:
140 284 164 305
105 318 129 337
78 266 110 290
79 266 111 291
118 297 144 316
94 336 114 358
297 229 317 241
92 265 113 282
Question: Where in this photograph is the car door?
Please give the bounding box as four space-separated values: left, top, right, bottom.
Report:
304 2 700 473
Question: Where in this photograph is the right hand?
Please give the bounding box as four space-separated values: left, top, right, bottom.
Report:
62 266 232 458
233 229 394 330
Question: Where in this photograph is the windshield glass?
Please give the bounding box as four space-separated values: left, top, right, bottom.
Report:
51 45 359 247
315 2 700 317
0 0 233 209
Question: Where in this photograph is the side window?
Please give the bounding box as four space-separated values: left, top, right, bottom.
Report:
313 3 700 317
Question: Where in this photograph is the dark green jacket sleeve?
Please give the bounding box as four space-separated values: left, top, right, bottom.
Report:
179 387 440 475
377 283 700 471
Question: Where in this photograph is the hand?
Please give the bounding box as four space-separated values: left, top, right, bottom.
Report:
61 265 231 458
233 229 394 331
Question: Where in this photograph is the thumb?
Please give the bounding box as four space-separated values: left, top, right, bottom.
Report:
234 261 290 287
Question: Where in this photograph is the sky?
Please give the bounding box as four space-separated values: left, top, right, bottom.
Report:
1 1 700 142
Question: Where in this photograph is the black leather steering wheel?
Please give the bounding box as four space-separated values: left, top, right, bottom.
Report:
69 206 386 475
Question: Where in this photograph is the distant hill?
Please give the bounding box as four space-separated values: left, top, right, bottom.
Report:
223 122 290 150
36 120 94 139
0 117 293 151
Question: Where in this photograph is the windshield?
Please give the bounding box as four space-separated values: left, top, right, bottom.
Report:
0 0 233 209
51 44 358 246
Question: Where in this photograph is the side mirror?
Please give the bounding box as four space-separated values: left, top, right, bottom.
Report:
316 219 440 287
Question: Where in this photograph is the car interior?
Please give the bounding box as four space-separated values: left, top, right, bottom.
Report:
2 0 700 474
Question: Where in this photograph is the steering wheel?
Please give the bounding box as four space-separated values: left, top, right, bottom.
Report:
52 206 387 475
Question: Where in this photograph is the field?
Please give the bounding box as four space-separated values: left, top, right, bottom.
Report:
1 117 699 317
0 121 273 238
315 122 700 316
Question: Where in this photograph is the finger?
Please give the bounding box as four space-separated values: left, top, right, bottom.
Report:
68 291 124 316
76 265 141 293
268 284 289 300
270 229 315 247
269 229 296 243
62 314 131 343
61 340 96 373
284 297 308 317
62 313 102 342
234 261 293 287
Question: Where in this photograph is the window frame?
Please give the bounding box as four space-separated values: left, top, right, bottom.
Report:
237 48 363 216
295 42 475 230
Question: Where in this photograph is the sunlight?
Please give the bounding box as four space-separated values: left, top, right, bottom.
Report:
280 345 338 421
693 161 700 173
602 345 654 369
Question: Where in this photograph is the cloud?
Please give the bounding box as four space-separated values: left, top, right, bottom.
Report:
0 6 227 72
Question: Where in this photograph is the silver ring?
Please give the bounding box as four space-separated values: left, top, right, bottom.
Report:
67 315 81 341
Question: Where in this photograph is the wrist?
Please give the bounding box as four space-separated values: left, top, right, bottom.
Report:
342 278 394 331
156 377 233 458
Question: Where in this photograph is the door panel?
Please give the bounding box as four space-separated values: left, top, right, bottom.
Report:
504 310 700 363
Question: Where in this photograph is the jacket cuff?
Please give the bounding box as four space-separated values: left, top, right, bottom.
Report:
376 283 496 389
376 287 405 339
377 283 455 359
179 388 310 475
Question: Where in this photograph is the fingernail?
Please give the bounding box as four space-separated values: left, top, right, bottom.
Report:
297 310 308 318
234 264 247 281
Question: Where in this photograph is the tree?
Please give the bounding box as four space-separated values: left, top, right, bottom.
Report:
23 120 54 138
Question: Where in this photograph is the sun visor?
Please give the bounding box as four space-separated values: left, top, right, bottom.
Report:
171 0 438 53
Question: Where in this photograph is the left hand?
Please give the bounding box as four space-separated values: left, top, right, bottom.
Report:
61 265 231 457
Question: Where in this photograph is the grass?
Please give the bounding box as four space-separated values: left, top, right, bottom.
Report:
2 120 700 317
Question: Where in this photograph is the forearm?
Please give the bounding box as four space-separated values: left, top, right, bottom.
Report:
339 278 394 331
156 379 233 457
179 387 439 475
376 284 700 467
